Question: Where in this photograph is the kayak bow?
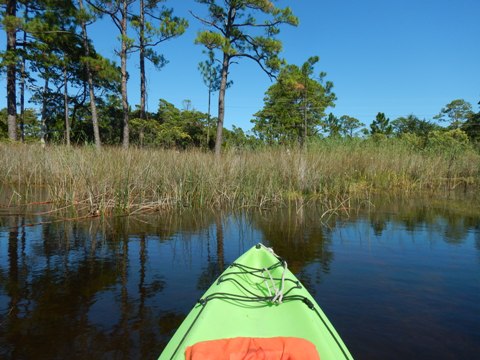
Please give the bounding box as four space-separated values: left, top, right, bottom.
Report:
159 243 353 359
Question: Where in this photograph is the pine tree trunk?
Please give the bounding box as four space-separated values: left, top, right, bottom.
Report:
121 0 129 149
40 77 49 146
215 53 229 157
88 78 101 148
303 78 308 147
78 0 101 149
6 0 17 141
207 85 211 148
19 25 26 143
214 6 236 157
138 0 146 147
139 0 146 121
64 65 70 146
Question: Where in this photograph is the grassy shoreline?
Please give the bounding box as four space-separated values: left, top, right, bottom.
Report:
1 141 479 215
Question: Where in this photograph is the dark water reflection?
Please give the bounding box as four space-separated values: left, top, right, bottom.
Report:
0 198 479 359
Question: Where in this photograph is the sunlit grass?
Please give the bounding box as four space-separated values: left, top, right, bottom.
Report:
0 140 478 215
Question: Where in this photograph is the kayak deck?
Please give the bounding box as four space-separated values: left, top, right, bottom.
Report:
159 244 353 359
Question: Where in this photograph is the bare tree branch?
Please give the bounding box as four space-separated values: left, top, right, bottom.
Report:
189 10 225 35
230 52 276 80
232 20 282 28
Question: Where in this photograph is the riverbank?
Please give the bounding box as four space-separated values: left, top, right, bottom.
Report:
0 140 479 215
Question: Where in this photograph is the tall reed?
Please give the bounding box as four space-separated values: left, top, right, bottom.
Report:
0 140 478 215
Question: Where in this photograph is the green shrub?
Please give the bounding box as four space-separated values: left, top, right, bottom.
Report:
427 129 470 152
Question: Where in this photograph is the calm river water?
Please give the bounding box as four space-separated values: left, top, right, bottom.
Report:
0 197 479 359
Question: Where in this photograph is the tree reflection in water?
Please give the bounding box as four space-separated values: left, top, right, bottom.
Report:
0 197 478 359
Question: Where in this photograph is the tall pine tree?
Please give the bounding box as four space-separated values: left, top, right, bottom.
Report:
129 0 187 121
192 0 298 155
87 0 134 148
1 0 19 140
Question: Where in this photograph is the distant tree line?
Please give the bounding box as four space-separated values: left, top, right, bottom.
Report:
1 1 479 151
250 58 479 148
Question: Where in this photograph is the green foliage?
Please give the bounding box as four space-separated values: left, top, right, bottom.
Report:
194 0 298 152
20 108 41 140
0 0 121 145
398 133 425 150
369 132 389 143
370 112 393 136
156 123 192 148
194 0 298 68
252 57 335 144
198 50 226 93
0 108 8 139
1 1 477 156
129 1 188 69
339 115 364 137
392 115 438 136
223 125 259 149
323 113 341 137
195 31 225 51
391 114 440 148
129 99 211 148
80 55 121 91
427 128 470 152
0 10 22 68
461 110 480 143
88 95 124 145
434 99 473 129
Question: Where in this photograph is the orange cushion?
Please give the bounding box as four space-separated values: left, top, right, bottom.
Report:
185 337 320 360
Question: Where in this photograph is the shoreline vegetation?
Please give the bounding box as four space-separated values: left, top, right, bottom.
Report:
1 139 479 217
2 2 479 220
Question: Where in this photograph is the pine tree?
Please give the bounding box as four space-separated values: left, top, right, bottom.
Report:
192 0 298 155
77 0 102 148
198 49 231 148
370 112 392 136
1 0 19 141
339 115 364 137
434 99 473 129
87 0 135 148
252 58 335 144
129 0 187 121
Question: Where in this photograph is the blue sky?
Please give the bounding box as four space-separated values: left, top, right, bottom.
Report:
2 0 480 131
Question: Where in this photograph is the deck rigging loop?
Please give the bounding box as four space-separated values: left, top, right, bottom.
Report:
211 255 298 306
258 243 289 303
262 261 287 303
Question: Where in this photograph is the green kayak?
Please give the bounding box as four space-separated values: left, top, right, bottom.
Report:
159 244 353 359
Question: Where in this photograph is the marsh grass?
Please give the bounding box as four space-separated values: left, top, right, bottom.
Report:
0 139 479 215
